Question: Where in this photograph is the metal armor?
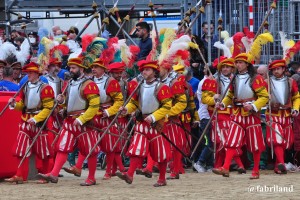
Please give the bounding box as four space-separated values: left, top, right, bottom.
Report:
139 80 160 114
66 77 88 112
161 71 178 87
94 74 112 105
234 73 255 102
270 76 290 106
45 74 62 97
24 81 44 111
219 74 231 97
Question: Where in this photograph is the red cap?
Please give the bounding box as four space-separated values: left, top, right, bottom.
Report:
91 58 106 69
67 57 86 69
137 60 159 71
212 56 227 68
269 59 286 70
234 53 250 63
49 57 62 66
22 62 40 73
108 62 126 72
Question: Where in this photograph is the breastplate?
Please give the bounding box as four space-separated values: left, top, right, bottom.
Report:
94 75 112 105
234 73 255 100
45 74 61 97
24 81 44 110
270 76 290 106
219 74 231 97
66 78 87 112
139 81 160 114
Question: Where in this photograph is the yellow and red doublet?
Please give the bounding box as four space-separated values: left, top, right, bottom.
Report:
125 82 172 162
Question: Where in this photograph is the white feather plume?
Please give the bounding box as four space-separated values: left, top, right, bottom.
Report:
68 48 82 60
0 42 17 60
165 35 191 58
221 31 230 42
225 37 233 49
213 41 232 58
241 36 254 53
279 31 295 58
15 39 30 65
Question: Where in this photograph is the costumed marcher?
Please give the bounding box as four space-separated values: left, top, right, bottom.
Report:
4 62 55 184
212 53 269 179
89 58 125 180
37 57 100 186
108 61 129 175
116 60 172 187
200 56 246 172
266 59 300 174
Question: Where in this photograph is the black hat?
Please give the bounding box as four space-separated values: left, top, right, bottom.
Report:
28 31 37 36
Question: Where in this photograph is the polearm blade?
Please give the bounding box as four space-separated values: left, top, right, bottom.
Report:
254 0 277 39
148 1 159 43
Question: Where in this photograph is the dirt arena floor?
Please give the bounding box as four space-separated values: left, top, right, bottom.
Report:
0 167 298 200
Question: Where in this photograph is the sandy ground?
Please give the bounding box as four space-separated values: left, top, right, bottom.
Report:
0 167 299 200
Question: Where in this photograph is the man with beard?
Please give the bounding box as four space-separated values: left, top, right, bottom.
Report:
37 57 100 186
63 59 125 180
117 60 172 187
5 62 54 184
266 59 300 174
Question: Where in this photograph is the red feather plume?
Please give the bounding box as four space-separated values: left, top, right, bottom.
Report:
232 32 246 58
81 34 95 52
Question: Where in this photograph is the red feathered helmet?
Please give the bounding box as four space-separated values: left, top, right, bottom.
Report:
268 59 286 70
49 57 62 67
108 62 126 73
137 60 159 72
22 62 41 74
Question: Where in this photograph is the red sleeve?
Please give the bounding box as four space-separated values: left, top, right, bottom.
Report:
177 75 186 84
127 79 139 100
252 75 266 91
83 81 99 96
157 85 172 101
170 79 185 95
40 85 55 99
202 79 217 93
106 79 121 93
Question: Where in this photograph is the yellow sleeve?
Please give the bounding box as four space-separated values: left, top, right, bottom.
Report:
202 90 216 106
168 94 187 116
253 87 269 111
106 92 124 116
77 94 100 124
292 91 300 111
33 97 54 123
222 89 234 107
15 100 24 111
125 98 138 114
189 95 200 121
152 98 172 121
